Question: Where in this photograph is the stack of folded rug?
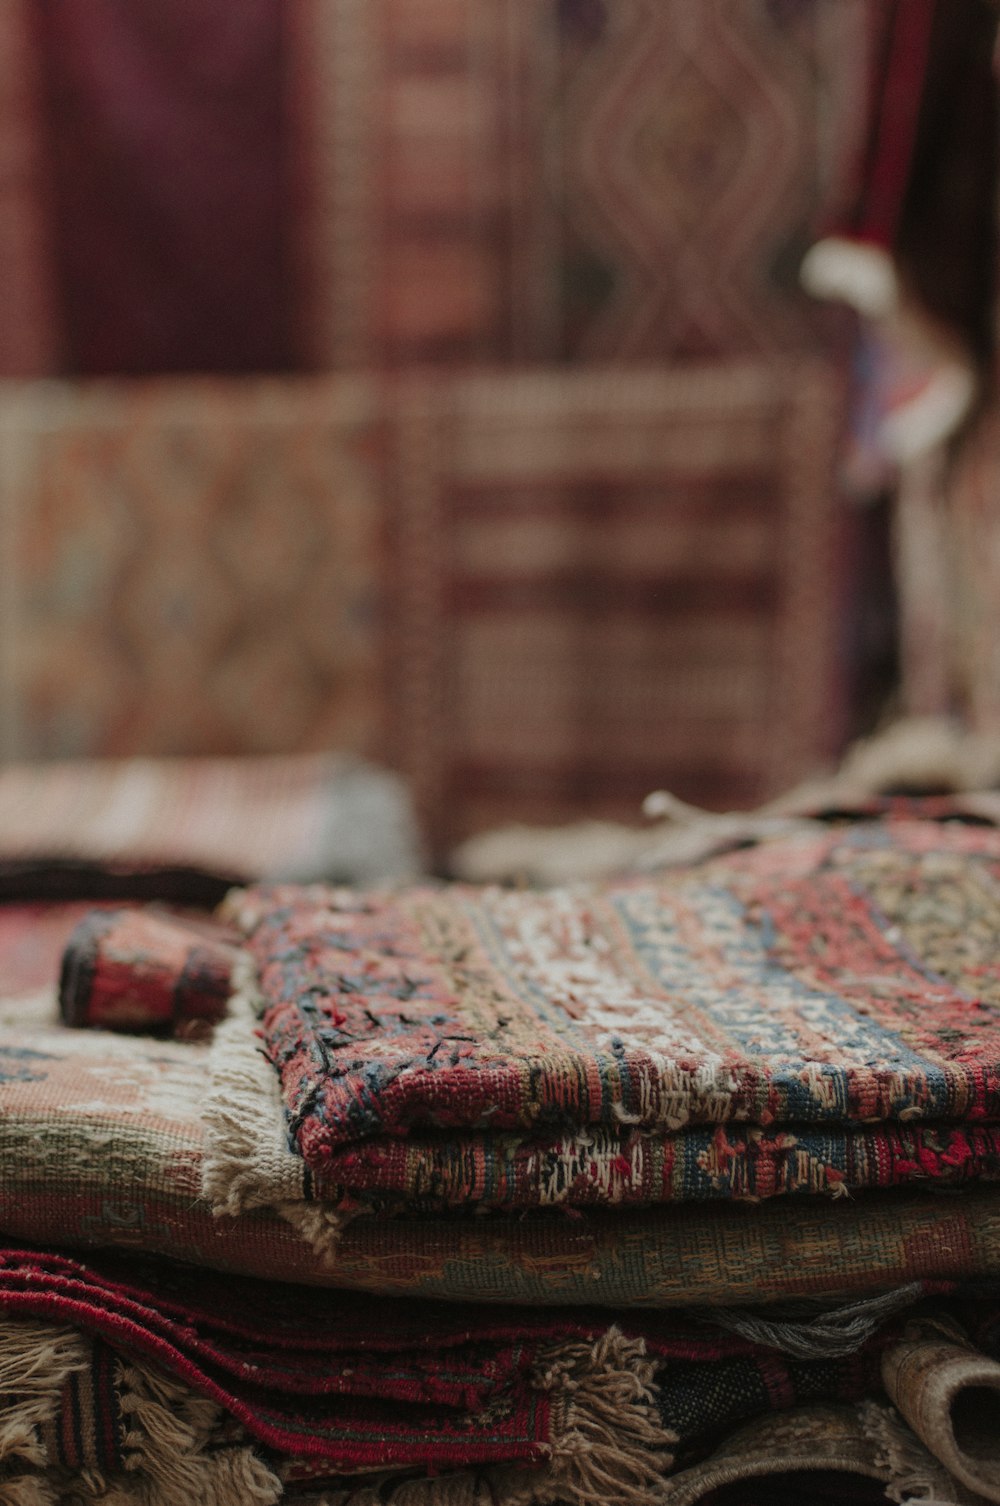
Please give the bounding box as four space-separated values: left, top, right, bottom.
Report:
2 812 1000 1502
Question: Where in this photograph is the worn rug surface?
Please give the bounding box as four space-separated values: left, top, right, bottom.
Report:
5 995 1000 1307
2 1246 1000 1505
220 819 1000 1220
0 1247 669 1489
2 1256 998 1505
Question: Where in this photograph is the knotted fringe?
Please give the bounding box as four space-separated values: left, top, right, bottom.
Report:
858 1398 985 1506
202 974 352 1256
0 1316 281 1506
0 1482 59 1506
526 1328 675 1506
113 1356 281 1506
0 1316 90 1506
289 1328 674 1506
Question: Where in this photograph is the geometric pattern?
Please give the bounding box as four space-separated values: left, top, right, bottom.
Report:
0 379 385 762
231 816 1000 1217
290 0 537 368
0 365 844 856
384 360 845 848
294 0 870 366
537 0 869 360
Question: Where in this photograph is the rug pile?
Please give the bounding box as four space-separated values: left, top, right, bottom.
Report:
2 812 1000 1501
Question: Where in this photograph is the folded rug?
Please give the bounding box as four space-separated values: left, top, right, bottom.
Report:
213 819 1000 1223
7 998 1000 1307
0 1304 989 1506
3 1246 999 1505
0 1248 672 1499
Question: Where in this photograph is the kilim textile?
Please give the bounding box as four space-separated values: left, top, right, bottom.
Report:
657 1403 984 1506
7 996 1000 1306
7 1247 1000 1492
384 361 844 844
229 819 1000 1217
292 0 866 366
0 1248 641 1475
2 1269 996 1505
0 368 845 846
0 381 386 766
0 1251 675 1506
8 0 865 374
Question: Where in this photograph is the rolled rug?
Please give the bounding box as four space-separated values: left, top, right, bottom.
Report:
659 1402 988 1505
58 907 241 1036
882 1314 1000 1503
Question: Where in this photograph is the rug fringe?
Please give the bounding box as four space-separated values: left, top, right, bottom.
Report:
276 1204 350 1264
0 1479 59 1505
528 1327 675 1506
201 974 307 1217
292 1327 674 1506
117 1356 282 1506
202 978 354 1258
0 1316 90 1473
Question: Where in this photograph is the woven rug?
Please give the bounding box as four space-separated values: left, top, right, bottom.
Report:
0 1249 671 1495
5 996 1000 1306
3 1247 1000 1504
0 1293 992 1506
292 0 865 367
0 381 385 765
384 362 844 846
658 1402 986 1506
217 819 1000 1224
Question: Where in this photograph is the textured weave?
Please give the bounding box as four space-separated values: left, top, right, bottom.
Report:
8 999 1000 1306
293 0 866 367
230 820 1000 1217
383 362 844 844
0 1249 561 1472
9 1246 1000 1493
59 908 238 1035
658 1402 981 1506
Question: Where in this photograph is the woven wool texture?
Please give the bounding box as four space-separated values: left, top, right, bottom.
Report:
229 819 1000 1217
657 1401 984 1506
3 1245 1000 1500
6 996 1000 1307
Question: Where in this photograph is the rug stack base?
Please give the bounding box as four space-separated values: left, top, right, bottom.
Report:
2 810 1000 1502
